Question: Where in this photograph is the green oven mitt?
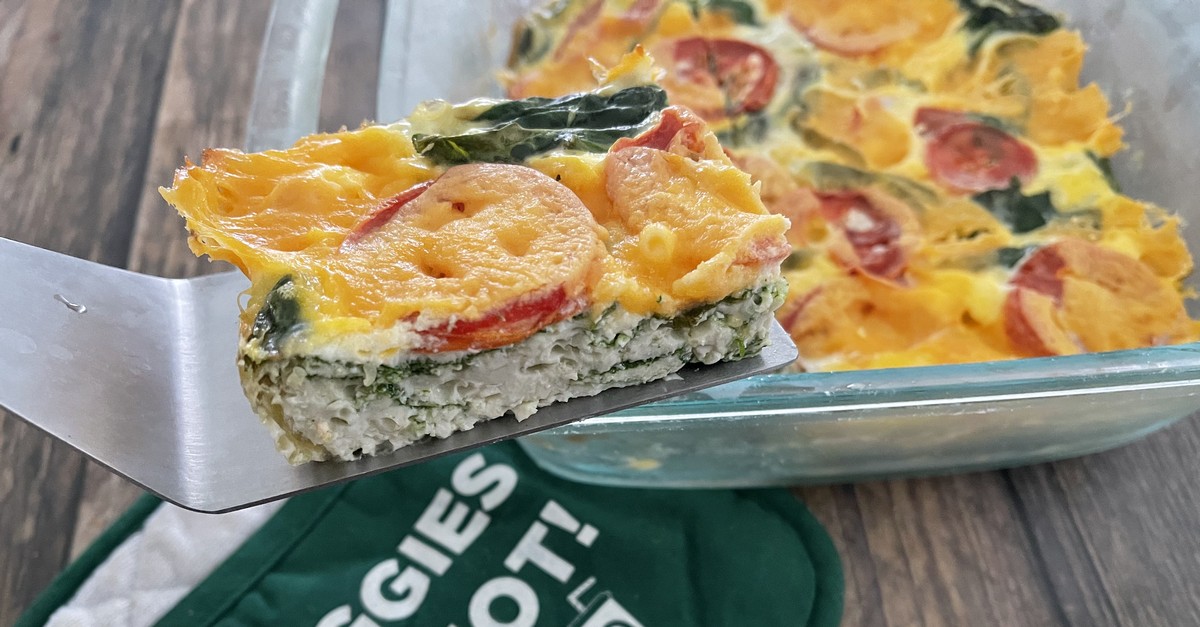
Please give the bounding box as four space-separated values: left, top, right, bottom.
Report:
27 441 843 626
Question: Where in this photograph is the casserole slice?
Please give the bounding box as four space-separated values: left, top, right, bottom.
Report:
162 52 790 463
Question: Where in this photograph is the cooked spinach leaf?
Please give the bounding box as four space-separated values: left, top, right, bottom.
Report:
686 0 758 25
960 0 1060 34
787 63 823 111
803 161 876 190
972 180 1055 234
1088 151 1122 193
803 161 940 208
996 245 1035 268
717 111 770 147
412 85 668 165
959 0 1060 55
508 0 581 67
509 21 551 67
251 276 302 355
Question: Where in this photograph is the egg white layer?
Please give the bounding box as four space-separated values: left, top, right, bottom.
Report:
240 275 786 464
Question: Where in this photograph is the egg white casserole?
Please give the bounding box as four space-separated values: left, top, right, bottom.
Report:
507 0 1200 371
162 54 790 463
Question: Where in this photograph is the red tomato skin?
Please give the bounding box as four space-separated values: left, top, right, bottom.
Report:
342 180 435 248
1003 244 1078 356
924 122 1038 193
611 106 709 154
671 37 780 117
1003 288 1059 357
817 191 908 280
1010 246 1067 302
913 107 970 136
418 286 585 353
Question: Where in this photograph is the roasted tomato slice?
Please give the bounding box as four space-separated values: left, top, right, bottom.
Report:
815 190 913 281
1003 242 1088 357
611 106 716 157
339 163 604 352
1004 239 1194 357
1009 244 1066 301
1003 287 1077 357
667 37 780 119
420 286 585 353
924 121 1038 194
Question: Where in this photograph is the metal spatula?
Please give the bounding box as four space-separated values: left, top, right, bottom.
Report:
0 236 797 513
0 1 797 512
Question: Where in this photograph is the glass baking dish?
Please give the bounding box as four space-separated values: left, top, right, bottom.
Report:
250 0 1200 487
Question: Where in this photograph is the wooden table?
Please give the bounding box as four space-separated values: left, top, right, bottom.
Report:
3 2 1200 624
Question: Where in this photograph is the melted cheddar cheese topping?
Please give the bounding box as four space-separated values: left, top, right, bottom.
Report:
162 60 788 351
508 0 1200 370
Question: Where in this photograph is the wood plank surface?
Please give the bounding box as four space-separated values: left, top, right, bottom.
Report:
798 474 1065 627
0 1 182 623
1009 419 1200 626
3 1 1200 625
77 0 384 554
126 0 272 280
70 0 387 563
0 0 383 620
70 0 277 564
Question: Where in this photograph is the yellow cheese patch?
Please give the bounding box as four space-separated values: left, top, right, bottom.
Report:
163 105 788 347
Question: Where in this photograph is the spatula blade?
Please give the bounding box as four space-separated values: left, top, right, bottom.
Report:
0 238 798 513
